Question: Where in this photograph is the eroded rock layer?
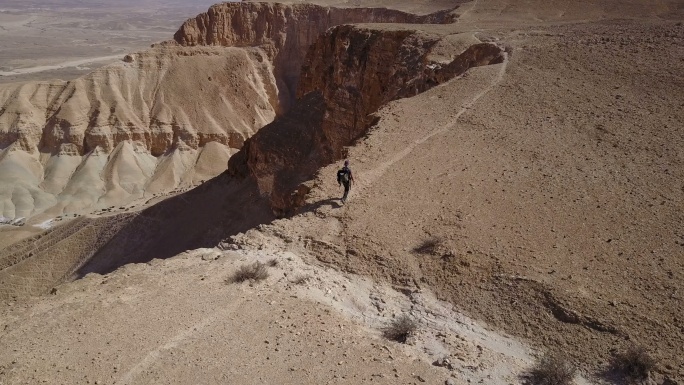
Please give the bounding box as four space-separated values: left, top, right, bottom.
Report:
0 46 276 219
1 46 276 156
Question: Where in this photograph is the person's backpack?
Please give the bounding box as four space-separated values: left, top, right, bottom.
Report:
337 167 350 183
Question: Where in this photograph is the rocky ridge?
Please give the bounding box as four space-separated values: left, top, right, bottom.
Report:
230 24 504 214
0 46 275 219
0 1 495 298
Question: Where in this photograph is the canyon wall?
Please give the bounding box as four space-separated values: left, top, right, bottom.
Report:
230 24 504 215
0 46 277 156
0 46 278 219
173 1 457 111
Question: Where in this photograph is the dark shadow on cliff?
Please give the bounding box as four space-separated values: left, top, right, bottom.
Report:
76 91 327 277
76 172 273 277
228 91 329 217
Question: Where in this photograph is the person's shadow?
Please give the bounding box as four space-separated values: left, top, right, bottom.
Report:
301 198 342 213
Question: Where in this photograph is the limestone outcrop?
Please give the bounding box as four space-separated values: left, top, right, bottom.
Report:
0 46 277 219
0 46 277 156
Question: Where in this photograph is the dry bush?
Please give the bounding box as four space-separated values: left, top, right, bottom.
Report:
504 43 514 57
526 352 576 385
291 275 311 285
382 315 417 343
229 262 268 283
412 237 445 255
610 345 656 381
266 258 279 267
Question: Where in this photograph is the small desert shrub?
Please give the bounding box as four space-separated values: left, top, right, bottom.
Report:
527 352 576 385
504 43 514 57
291 275 311 285
412 237 445 255
266 258 279 267
382 315 417 343
230 262 268 283
610 345 656 381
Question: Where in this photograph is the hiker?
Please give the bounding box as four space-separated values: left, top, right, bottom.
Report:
337 160 354 204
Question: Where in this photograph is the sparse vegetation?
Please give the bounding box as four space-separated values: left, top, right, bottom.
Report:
266 258 279 267
610 345 656 381
504 43 514 57
412 236 445 255
526 352 576 385
382 315 417 343
229 262 269 283
291 275 311 285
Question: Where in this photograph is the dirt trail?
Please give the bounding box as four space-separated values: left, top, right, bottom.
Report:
0 55 124 77
358 56 508 193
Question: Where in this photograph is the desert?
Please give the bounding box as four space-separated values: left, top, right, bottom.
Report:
0 0 683 384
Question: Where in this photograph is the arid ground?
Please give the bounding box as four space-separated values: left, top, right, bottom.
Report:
0 0 682 384
0 0 221 83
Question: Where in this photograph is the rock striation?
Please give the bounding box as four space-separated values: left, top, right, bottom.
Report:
0 46 277 156
0 45 278 219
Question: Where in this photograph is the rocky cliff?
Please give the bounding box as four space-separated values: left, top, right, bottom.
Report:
1 46 276 156
230 25 504 215
0 45 278 219
0 1 461 221
173 1 457 111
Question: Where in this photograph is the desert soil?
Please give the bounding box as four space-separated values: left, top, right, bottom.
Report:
0 0 220 84
1 0 683 384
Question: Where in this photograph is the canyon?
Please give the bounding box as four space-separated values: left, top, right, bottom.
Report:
0 0 683 384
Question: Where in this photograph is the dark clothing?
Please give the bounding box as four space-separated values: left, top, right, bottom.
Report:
338 166 353 203
342 181 351 202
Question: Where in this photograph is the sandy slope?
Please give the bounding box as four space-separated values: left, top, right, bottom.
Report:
0 234 595 385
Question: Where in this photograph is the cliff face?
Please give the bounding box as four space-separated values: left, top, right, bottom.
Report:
297 26 504 163
230 25 504 215
173 2 457 111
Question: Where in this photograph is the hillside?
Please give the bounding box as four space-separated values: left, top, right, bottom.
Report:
1 0 683 384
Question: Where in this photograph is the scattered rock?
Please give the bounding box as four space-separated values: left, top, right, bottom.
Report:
201 252 220 261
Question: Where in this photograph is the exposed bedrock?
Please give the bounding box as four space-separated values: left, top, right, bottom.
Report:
0 1 462 219
0 46 277 219
230 25 504 215
0 46 276 157
173 1 458 112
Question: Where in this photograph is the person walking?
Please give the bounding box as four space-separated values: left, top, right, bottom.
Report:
337 160 354 204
